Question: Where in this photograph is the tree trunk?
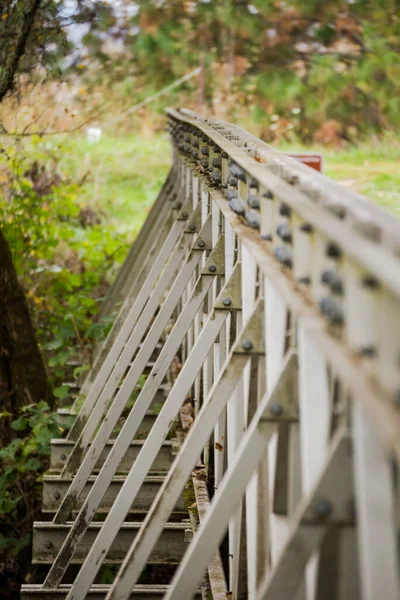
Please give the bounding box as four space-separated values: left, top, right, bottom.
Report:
0 0 42 102
0 228 52 442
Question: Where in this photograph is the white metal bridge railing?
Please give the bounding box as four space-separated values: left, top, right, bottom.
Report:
22 108 400 600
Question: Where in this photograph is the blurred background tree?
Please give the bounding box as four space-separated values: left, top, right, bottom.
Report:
2 0 400 143
66 0 400 144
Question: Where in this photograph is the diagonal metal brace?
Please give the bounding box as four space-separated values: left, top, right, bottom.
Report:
202 235 225 276
214 262 242 311
233 299 265 355
260 351 299 423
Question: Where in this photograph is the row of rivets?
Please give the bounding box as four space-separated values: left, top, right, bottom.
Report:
169 118 391 370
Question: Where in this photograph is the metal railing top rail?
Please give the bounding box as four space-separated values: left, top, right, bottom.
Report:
168 107 400 254
166 107 400 297
166 107 400 296
166 107 400 462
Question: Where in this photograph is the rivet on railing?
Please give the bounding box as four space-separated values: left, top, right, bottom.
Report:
242 340 253 351
201 146 209 156
274 246 292 268
361 275 380 290
212 157 222 169
326 242 342 259
246 212 260 230
314 499 332 519
247 195 260 209
287 174 299 186
208 265 217 273
319 297 344 325
229 162 246 182
276 224 292 243
222 297 232 306
249 177 260 190
300 223 313 233
321 269 336 285
279 203 291 217
269 403 283 417
226 190 238 201
297 276 311 285
263 190 274 200
359 346 377 357
229 198 246 216
212 172 222 184
330 277 344 295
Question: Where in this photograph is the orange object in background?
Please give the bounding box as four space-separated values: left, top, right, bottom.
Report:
286 153 324 173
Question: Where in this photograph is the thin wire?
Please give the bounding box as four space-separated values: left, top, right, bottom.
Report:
1 67 202 136
112 66 202 122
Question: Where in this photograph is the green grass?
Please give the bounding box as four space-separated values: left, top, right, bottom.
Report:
51 131 400 228
277 135 400 216
56 133 171 240
324 151 400 217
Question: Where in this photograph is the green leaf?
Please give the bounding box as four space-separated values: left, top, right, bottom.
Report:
45 339 64 350
0 439 22 459
11 417 28 431
73 364 90 379
23 458 42 472
54 385 70 399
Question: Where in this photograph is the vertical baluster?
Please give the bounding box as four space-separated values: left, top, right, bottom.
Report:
214 217 236 488
227 285 245 594
242 243 261 599
344 260 399 600
264 276 288 563
298 324 330 600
